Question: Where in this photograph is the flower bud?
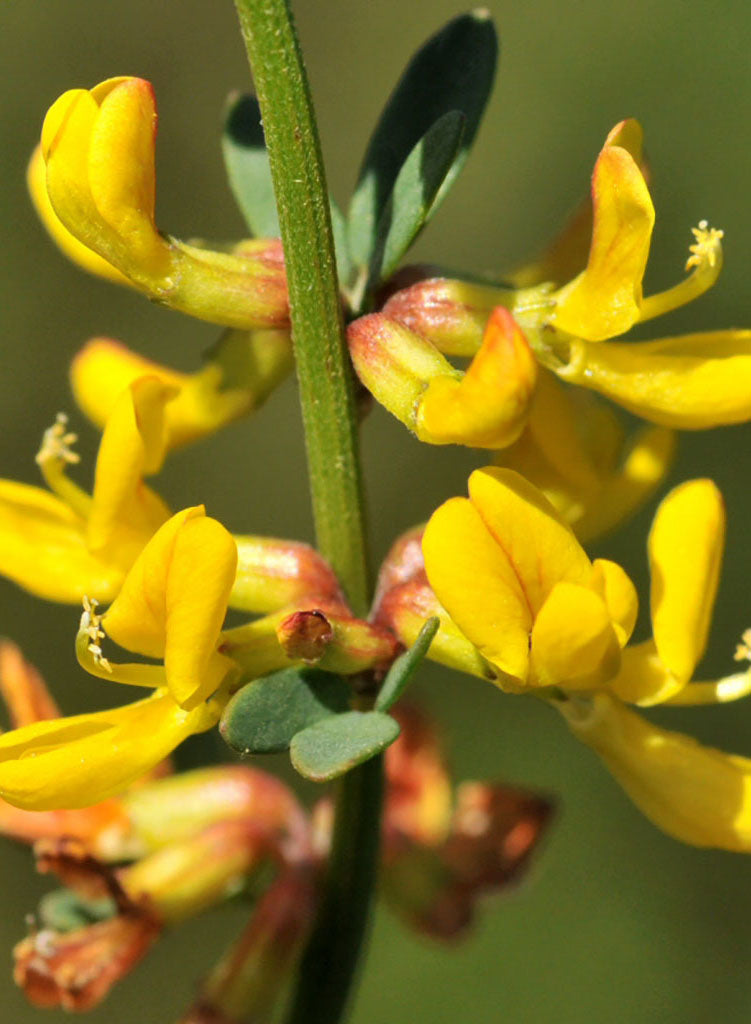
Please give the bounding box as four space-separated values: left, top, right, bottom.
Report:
231 536 343 614
348 308 537 450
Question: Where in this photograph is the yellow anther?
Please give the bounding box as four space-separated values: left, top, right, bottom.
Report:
80 596 111 672
733 628 751 663
35 412 80 467
686 220 724 271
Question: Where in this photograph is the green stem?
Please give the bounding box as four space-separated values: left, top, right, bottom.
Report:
234 0 369 615
287 756 384 1024
233 3 382 1023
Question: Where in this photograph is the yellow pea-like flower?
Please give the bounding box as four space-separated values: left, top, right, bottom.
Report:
413 467 751 850
0 377 174 603
32 77 289 330
371 118 749 436
80 506 238 710
421 466 635 691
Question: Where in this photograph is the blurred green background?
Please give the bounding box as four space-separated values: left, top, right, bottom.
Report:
2 1 751 1021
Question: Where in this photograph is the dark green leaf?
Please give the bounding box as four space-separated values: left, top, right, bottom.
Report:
348 10 498 268
222 93 280 238
367 112 465 290
223 93 353 289
375 616 440 712
290 711 400 782
220 668 351 755
39 889 117 933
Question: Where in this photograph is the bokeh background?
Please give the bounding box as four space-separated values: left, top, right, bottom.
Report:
2 1 751 1020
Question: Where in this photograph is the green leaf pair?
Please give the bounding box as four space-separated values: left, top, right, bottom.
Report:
219 618 438 782
222 12 498 309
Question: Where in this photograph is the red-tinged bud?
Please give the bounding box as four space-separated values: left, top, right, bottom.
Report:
376 579 494 682
14 913 160 1012
0 639 60 726
119 821 271 924
382 277 506 356
276 609 335 663
121 765 311 860
372 525 426 617
347 313 454 434
231 536 344 614
223 607 399 678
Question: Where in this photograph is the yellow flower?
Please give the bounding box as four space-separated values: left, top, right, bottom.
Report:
0 507 238 811
420 469 751 850
78 506 238 710
70 329 293 452
421 466 637 691
494 368 675 542
373 119 751 433
0 377 173 603
33 77 289 330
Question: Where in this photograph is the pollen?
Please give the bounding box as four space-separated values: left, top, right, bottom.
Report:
35 412 80 467
685 220 724 271
80 596 111 672
733 628 751 663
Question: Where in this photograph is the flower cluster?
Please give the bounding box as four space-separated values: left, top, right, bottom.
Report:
4 9 751 1018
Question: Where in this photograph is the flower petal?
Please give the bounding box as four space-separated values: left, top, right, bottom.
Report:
588 559 638 647
422 495 531 684
164 516 238 708
27 146 133 287
416 308 537 448
559 693 751 851
43 89 120 262
0 693 219 811
574 425 675 543
649 479 724 684
530 582 621 689
103 508 203 658
558 330 751 428
508 119 646 290
88 78 166 271
468 467 592 615
86 377 173 560
102 508 236 707
0 480 122 603
607 639 680 705
552 146 654 341
71 332 293 453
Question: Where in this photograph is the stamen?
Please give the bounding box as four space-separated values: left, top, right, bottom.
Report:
686 220 724 271
35 413 80 467
80 597 111 672
638 221 725 324
733 627 751 663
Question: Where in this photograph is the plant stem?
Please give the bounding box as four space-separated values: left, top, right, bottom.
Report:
234 0 369 616
233 3 382 1023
